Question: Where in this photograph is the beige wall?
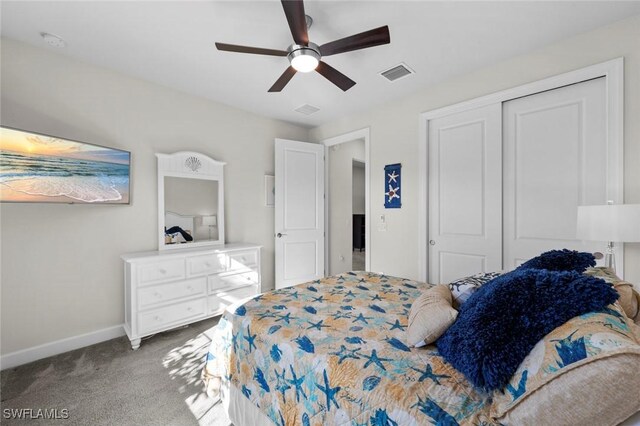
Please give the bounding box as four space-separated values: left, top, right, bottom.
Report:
0 38 309 355
310 15 640 285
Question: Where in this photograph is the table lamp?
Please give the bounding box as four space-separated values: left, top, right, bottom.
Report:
576 202 640 273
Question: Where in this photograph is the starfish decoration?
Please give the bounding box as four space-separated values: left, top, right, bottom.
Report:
387 170 399 183
316 369 341 411
274 368 291 401
344 290 357 299
363 349 392 371
386 319 406 331
288 366 307 402
275 313 296 324
330 345 362 364
371 294 382 301
386 184 400 202
332 311 353 320
244 326 257 352
352 313 373 324
257 310 277 320
411 365 450 385
312 295 325 303
306 319 331 331
290 291 299 299
232 331 241 352
397 289 409 296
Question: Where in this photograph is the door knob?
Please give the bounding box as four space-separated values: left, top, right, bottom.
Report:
276 233 287 238
429 240 436 245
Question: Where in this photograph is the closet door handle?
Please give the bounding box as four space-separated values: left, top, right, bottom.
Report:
276 233 287 238
429 240 436 246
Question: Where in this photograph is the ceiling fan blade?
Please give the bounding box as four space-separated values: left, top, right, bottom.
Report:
269 66 297 92
319 25 390 57
316 61 356 92
215 42 288 57
281 0 309 46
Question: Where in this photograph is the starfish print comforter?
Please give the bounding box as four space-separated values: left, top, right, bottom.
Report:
204 272 497 425
202 271 640 425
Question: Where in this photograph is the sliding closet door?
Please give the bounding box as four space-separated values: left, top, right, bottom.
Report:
428 104 502 284
503 77 612 270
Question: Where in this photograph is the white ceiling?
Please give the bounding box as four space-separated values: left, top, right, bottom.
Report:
2 1 640 127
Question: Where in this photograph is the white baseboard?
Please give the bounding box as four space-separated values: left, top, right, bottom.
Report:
0 324 125 371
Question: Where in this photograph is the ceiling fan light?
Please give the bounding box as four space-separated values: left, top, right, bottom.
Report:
291 54 319 72
288 44 321 73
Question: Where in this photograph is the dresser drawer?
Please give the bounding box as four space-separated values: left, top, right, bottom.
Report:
138 298 206 335
228 250 258 271
138 277 206 310
209 271 259 293
138 259 185 286
208 285 258 315
186 253 227 276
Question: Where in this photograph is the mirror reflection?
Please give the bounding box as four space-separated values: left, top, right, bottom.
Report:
164 177 219 245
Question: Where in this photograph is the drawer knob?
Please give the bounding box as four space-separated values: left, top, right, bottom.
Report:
187 307 192 312
187 285 193 291
205 262 212 267
159 268 167 274
154 292 162 298
154 316 161 321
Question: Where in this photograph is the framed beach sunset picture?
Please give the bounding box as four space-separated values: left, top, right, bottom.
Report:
0 126 130 204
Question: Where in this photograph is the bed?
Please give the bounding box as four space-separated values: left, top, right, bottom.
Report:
203 271 640 425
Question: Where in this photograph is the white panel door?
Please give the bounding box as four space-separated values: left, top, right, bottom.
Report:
275 139 325 289
503 77 616 270
428 104 503 284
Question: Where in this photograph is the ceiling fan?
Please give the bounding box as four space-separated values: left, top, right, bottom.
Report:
215 0 390 92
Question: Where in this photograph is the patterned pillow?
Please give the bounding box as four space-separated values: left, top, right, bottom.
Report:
448 271 503 307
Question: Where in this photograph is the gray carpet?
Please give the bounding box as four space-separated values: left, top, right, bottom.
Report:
1 317 229 425
353 250 365 271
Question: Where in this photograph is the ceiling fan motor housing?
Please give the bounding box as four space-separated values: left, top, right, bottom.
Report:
288 42 321 72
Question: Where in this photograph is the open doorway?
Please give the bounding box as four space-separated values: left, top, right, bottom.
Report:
326 137 367 275
352 159 366 270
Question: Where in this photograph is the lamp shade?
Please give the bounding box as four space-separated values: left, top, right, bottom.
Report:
576 204 640 242
201 215 217 227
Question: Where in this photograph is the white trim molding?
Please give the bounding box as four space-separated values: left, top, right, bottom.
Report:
321 127 371 274
0 324 125 370
418 58 624 282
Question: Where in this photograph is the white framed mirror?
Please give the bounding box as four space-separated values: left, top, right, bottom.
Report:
157 151 225 250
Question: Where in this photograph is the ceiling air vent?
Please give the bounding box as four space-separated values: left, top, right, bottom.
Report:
380 63 414 82
294 104 320 115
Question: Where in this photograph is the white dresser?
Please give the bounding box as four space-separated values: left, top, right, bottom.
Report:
121 243 261 349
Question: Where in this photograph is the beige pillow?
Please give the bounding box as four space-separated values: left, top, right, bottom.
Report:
495 354 640 426
584 268 640 320
614 282 640 321
407 284 458 347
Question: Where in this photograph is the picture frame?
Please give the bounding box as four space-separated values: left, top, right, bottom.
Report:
384 163 401 208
